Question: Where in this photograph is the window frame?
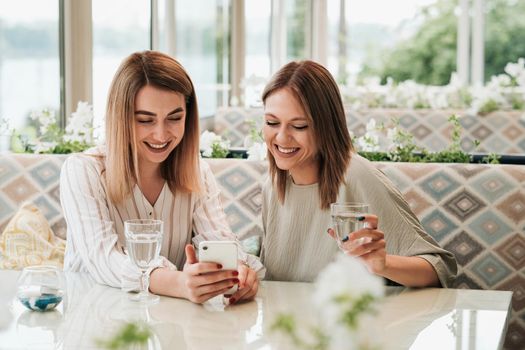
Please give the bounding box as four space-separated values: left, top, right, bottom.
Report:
60 0 487 127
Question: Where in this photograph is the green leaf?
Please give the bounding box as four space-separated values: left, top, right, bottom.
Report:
96 322 151 350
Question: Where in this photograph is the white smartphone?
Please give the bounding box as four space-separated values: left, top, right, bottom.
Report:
198 241 238 294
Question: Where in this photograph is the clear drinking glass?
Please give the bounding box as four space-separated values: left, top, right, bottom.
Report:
16 266 65 312
330 203 370 250
124 219 163 303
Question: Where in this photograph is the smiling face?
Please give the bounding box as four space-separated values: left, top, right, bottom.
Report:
263 88 319 184
134 85 186 170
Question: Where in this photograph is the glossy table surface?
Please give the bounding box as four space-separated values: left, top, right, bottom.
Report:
0 270 512 349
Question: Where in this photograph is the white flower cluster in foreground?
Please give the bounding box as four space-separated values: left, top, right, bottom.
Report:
313 254 385 350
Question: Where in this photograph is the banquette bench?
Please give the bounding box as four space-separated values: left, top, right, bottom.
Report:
0 153 523 348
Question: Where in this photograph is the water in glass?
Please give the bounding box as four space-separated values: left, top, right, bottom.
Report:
125 219 163 303
331 203 369 250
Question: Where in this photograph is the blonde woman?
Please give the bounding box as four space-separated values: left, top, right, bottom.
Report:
260 60 456 287
60 51 263 304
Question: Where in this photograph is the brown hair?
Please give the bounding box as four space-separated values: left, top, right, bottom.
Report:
105 50 201 204
262 60 353 209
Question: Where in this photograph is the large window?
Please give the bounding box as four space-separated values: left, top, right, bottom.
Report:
0 0 60 135
484 0 525 81
92 0 150 136
244 0 271 107
286 0 308 62
333 0 440 84
3 0 525 137
173 0 231 117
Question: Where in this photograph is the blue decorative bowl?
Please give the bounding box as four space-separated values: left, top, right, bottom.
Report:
18 293 63 312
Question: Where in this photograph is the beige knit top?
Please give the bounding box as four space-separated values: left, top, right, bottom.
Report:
260 153 457 287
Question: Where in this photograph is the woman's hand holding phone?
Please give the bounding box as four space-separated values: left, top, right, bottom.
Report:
180 244 240 304
225 261 259 305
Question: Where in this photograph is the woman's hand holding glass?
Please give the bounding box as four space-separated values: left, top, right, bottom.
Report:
328 208 387 274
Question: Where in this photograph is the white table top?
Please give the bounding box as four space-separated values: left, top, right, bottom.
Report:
0 270 512 349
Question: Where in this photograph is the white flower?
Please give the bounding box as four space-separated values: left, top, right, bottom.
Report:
313 254 384 350
504 58 525 79
365 119 376 132
64 101 94 143
30 109 56 135
246 142 267 160
313 254 384 309
386 127 399 152
200 130 230 157
0 117 12 135
488 74 511 88
200 130 218 157
33 141 57 154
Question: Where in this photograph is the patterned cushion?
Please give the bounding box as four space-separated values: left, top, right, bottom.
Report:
0 154 68 240
0 202 65 269
0 153 523 347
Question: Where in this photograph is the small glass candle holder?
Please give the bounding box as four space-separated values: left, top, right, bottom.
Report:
16 266 65 312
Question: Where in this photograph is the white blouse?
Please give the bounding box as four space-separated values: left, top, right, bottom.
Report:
60 148 265 291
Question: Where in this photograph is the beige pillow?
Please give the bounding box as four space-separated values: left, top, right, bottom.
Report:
0 203 65 269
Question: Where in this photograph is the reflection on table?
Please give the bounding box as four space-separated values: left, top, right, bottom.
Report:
0 270 512 349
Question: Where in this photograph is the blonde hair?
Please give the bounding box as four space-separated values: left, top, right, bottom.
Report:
105 50 201 204
262 60 353 209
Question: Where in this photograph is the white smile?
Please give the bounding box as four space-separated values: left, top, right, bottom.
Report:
277 145 298 153
146 142 169 149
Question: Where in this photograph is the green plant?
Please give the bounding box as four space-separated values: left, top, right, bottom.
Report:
271 255 384 350
482 153 502 164
355 114 497 164
200 130 230 158
18 103 95 154
271 314 329 350
477 99 500 115
96 322 151 350
246 119 264 143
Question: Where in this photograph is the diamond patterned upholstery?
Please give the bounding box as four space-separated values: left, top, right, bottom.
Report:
213 107 264 147
348 109 525 155
0 153 524 348
212 107 525 155
0 154 67 240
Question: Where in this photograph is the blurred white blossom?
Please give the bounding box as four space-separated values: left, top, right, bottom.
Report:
246 142 267 161
33 141 58 154
342 58 525 113
64 101 94 143
504 58 525 85
0 117 12 135
24 101 95 153
314 254 384 350
354 119 382 152
30 108 56 135
200 130 230 158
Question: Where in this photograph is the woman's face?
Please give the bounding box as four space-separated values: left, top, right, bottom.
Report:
134 85 186 169
263 88 319 184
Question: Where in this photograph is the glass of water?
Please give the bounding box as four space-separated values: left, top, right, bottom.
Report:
330 203 370 250
125 219 163 303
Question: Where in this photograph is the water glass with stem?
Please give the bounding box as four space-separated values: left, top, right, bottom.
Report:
125 219 163 303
